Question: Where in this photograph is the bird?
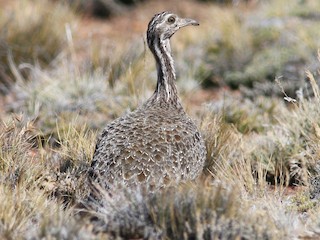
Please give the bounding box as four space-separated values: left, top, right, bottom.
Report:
90 11 206 191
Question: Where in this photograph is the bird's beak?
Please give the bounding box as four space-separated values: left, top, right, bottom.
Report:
177 18 199 28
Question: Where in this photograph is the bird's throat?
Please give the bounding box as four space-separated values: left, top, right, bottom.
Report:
154 38 178 102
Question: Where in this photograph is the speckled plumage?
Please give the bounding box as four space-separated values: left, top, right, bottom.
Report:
90 11 206 190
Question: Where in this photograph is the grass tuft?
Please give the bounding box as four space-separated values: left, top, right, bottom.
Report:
0 0 77 92
87 182 286 239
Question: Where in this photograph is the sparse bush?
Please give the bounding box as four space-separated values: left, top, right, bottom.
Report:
225 48 305 90
198 7 253 88
206 96 279 134
197 0 320 97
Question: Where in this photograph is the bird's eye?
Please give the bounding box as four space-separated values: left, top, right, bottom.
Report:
167 16 175 24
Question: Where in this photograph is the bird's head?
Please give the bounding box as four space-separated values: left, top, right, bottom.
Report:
147 12 199 48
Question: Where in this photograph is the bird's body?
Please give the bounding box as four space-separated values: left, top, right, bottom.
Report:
90 11 206 190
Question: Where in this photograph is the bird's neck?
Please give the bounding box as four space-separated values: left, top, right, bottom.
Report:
153 38 179 103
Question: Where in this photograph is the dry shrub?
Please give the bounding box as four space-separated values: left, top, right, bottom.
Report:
86 182 285 239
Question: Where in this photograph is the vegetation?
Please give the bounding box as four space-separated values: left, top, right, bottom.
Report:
195 0 320 97
1 0 320 239
0 0 77 93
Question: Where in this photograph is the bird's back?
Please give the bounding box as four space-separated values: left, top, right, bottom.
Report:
91 99 206 189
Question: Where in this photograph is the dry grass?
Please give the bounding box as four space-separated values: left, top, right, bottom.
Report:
1 0 320 239
86 182 287 239
0 0 77 92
